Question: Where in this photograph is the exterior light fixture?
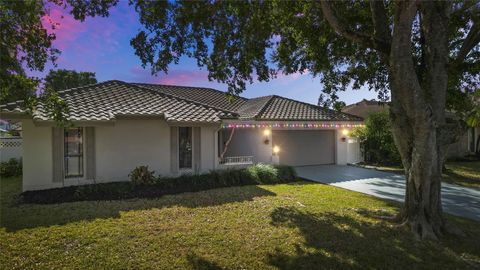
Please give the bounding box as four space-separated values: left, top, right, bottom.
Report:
342 129 349 136
263 129 271 144
273 145 280 155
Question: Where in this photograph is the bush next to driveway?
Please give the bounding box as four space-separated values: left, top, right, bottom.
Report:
21 164 297 204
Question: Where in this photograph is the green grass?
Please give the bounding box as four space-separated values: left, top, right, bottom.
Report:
1 177 479 269
443 161 480 188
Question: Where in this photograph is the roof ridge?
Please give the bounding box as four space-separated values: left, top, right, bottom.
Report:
122 82 240 117
271 95 362 120
131 83 242 115
251 95 276 119
133 82 249 101
57 80 119 95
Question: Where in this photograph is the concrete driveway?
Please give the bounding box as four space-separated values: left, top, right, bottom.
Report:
295 165 480 221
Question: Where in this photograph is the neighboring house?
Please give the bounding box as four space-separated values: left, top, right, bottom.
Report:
342 99 479 158
341 99 389 119
1 80 363 191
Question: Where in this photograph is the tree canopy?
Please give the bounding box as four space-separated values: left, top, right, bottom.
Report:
128 0 479 240
45 69 97 92
0 0 116 104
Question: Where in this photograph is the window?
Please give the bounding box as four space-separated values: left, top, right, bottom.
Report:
178 127 192 169
64 128 84 178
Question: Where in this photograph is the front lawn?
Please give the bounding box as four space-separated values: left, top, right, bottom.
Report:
444 161 480 188
1 177 479 269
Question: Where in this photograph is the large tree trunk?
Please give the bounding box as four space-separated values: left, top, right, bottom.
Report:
389 1 451 240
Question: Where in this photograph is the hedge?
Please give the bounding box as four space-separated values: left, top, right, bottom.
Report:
21 164 297 204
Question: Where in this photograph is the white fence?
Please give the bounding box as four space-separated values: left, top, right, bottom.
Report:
0 137 22 162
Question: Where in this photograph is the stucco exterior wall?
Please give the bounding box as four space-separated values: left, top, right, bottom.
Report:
21 119 218 191
200 125 217 172
223 129 273 164
95 120 171 182
22 120 56 191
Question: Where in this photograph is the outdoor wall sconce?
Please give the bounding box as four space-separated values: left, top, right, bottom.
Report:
273 145 280 155
340 128 349 142
263 129 271 145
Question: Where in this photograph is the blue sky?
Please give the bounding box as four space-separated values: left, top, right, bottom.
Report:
31 1 379 105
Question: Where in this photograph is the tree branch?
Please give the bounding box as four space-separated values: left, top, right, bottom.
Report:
370 0 392 54
320 1 390 54
319 2 374 48
456 21 480 61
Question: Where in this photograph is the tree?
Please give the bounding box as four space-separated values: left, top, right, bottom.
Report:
0 0 117 104
128 1 480 240
45 69 97 92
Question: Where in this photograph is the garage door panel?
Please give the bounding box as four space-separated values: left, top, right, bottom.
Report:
273 130 335 166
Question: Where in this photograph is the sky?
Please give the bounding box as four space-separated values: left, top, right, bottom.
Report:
30 1 380 106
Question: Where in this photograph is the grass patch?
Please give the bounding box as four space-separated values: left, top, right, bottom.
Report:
1 176 480 269
443 161 480 188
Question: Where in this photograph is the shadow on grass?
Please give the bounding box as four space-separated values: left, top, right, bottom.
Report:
267 206 480 269
187 253 223 270
0 178 278 232
443 169 480 188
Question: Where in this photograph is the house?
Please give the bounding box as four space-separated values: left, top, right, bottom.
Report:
342 99 480 158
1 80 363 191
341 99 389 119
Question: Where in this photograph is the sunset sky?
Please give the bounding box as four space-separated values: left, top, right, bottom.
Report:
30 1 379 105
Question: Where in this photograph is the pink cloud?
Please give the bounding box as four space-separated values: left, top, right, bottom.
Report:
41 7 87 50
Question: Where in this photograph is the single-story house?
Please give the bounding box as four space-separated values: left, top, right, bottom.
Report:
1 80 363 191
342 99 480 158
341 99 389 119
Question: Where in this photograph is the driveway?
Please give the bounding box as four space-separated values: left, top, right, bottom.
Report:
295 165 480 221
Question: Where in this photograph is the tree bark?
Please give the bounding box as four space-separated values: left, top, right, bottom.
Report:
388 1 451 240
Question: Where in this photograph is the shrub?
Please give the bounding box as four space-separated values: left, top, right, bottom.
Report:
351 111 401 165
21 164 298 204
129 166 155 185
0 158 22 177
247 163 278 184
276 165 297 182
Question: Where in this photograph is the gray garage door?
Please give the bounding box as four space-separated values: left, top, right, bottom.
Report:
272 130 335 166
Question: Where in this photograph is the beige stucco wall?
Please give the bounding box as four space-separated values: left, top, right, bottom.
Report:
21 119 218 191
200 125 217 172
22 120 57 191
95 120 171 182
223 129 273 164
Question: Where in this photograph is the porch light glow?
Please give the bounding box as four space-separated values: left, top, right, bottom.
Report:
263 129 271 136
342 129 349 136
273 145 280 154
